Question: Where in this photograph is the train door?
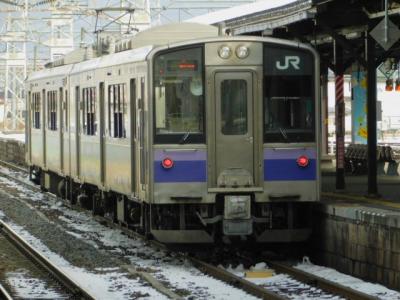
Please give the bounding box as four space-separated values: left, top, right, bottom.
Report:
27 91 32 163
139 77 146 196
59 87 64 172
214 72 255 187
99 82 105 185
75 86 81 177
63 89 70 176
130 79 137 195
42 89 47 168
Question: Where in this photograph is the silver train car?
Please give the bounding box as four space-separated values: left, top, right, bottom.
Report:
26 23 320 244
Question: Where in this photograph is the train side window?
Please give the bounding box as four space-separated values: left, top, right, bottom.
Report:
108 83 127 138
82 87 97 135
47 90 58 131
32 92 41 129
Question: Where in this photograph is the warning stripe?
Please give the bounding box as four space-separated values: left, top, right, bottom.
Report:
335 75 344 102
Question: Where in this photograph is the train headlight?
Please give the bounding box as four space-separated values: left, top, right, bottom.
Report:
162 157 174 169
218 46 232 59
297 155 309 168
236 45 249 59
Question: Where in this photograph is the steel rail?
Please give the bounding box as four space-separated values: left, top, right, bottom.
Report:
0 283 13 300
266 260 379 300
0 160 28 174
0 220 95 300
0 159 379 300
189 257 288 300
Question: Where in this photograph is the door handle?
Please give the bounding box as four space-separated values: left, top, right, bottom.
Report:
246 136 253 143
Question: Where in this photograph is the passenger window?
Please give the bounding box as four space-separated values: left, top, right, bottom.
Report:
47 90 58 131
221 79 247 135
82 87 97 135
108 83 127 138
32 92 41 129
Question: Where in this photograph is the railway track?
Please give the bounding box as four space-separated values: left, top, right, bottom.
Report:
0 160 385 300
0 219 95 300
0 283 13 300
265 260 379 300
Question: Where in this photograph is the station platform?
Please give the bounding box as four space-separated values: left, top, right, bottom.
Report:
315 157 400 290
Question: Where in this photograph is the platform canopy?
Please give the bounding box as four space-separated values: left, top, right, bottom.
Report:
189 0 400 195
189 0 400 71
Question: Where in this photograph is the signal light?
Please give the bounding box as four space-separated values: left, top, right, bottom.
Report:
385 79 394 91
297 155 309 168
162 157 174 169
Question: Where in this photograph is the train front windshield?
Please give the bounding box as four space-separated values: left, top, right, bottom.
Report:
263 45 315 143
153 47 205 144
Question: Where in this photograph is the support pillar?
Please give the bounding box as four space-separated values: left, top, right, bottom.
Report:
367 29 378 196
335 44 345 190
321 68 329 156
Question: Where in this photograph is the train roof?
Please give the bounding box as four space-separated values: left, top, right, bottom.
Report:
27 23 218 82
27 45 153 82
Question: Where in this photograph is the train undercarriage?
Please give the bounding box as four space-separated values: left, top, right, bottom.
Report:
31 166 313 244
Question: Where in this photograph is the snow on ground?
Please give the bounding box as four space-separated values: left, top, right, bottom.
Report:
296 260 400 300
0 175 259 299
0 132 25 143
187 0 299 25
6 270 66 299
55 207 260 300
0 213 167 300
222 263 342 300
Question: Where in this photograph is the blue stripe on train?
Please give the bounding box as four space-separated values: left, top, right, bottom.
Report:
264 159 316 181
154 160 207 183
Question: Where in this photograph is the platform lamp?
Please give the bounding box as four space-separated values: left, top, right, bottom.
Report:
396 63 400 91
395 78 400 91
385 78 394 91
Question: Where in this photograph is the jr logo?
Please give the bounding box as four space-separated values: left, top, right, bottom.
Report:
276 56 300 70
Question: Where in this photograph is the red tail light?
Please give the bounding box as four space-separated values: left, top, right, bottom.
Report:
162 157 174 169
297 155 309 168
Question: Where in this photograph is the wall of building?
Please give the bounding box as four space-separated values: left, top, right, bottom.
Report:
312 203 400 290
0 137 26 167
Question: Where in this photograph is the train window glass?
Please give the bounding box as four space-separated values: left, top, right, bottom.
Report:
64 90 68 130
263 45 315 143
32 92 41 129
153 46 204 144
108 83 127 138
47 90 58 131
221 80 247 135
82 87 97 135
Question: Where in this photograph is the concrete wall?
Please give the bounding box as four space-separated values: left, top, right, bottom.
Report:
0 138 26 167
312 203 400 290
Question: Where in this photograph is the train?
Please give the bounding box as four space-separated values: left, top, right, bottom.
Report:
26 23 320 244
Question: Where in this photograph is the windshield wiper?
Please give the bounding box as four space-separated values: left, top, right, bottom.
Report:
179 131 190 144
279 127 289 142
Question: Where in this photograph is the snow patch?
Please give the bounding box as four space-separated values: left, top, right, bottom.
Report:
6 270 66 299
295 262 400 300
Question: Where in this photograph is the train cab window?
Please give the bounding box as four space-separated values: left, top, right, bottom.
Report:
153 46 204 144
108 83 127 138
263 45 315 143
221 80 248 135
82 87 97 135
47 90 58 131
32 92 41 129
